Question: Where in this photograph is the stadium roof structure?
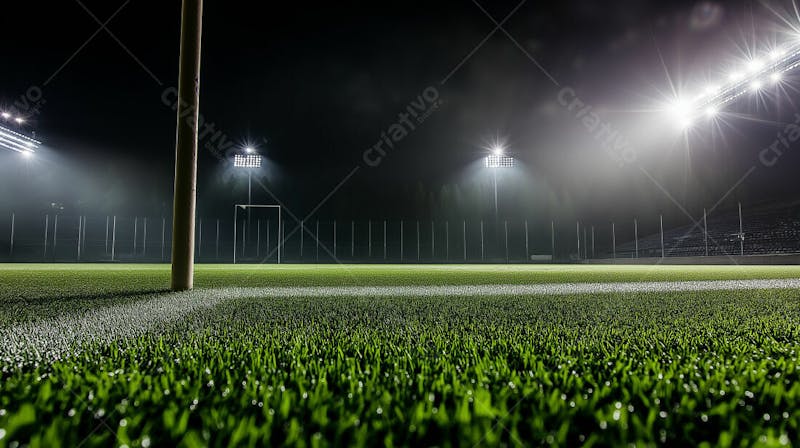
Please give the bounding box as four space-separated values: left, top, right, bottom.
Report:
0 123 39 155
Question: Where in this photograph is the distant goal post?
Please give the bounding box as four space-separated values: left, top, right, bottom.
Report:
233 204 282 264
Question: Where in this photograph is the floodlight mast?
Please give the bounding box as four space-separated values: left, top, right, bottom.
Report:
170 0 203 292
484 145 514 223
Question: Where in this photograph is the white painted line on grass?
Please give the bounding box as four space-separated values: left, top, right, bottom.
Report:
2 278 799 368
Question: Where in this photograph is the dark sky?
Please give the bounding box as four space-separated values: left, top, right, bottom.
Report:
1 0 798 224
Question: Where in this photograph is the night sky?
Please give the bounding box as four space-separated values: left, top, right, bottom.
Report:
2 0 799 225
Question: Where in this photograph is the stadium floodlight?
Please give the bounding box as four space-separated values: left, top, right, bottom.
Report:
0 112 9 119
484 146 515 222
14 117 25 124
485 154 515 168
746 59 765 73
0 123 41 154
661 39 800 128
233 149 263 215
233 153 262 168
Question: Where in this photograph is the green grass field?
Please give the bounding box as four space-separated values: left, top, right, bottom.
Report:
1 264 799 447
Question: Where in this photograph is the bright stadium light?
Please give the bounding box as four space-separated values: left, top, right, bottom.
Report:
14 117 25 124
233 153 262 168
675 40 800 128
746 59 765 73
769 49 785 60
233 148 263 212
0 123 41 154
1 112 9 119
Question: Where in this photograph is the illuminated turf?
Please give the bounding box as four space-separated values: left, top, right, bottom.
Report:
1 264 799 446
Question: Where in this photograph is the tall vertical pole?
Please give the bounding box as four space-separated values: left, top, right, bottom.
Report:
143 217 148 258
162 217 166 262
550 220 555 261
704 208 709 257
524 220 529 262
612 221 619 260
9 213 15 257
246 173 251 250
493 169 498 224
111 215 117 262
383 220 387 261
333 220 337 259
278 208 283 264
504 220 509 263
77 215 82 261
232 207 237 264
738 202 744 256
171 0 204 291
53 214 59 260
133 217 138 255
480 220 484 261
351 221 355 258
105 216 109 255
576 221 580 260
660 214 665 259
300 220 304 260
634 218 638 259
266 220 270 258
43 215 49 259
316 220 320 262
215 219 220 260
368 220 372 258
82 216 87 255
591 225 595 259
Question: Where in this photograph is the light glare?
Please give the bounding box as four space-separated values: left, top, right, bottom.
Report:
747 59 764 73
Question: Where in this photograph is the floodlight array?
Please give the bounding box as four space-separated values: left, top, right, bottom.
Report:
234 153 262 168
671 41 800 127
0 124 39 155
485 154 514 168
